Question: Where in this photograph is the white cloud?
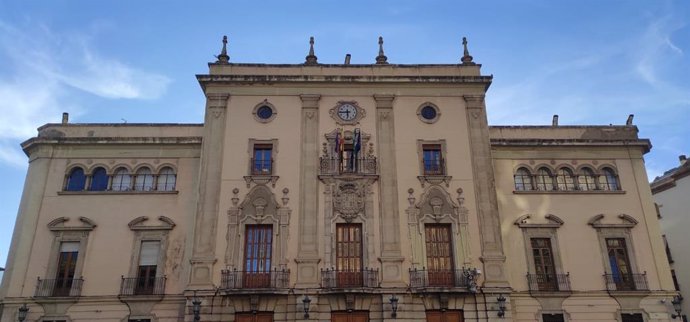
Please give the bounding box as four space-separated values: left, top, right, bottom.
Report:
0 21 171 166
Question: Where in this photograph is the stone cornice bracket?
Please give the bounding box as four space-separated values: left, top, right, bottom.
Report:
373 94 395 109
375 36 389 65
215 35 230 64
514 214 564 228
300 94 321 108
462 94 486 108
304 36 318 65
206 93 230 108
461 37 475 65
48 216 97 231
588 213 638 228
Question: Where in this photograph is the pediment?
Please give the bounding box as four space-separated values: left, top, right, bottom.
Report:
514 214 564 228
48 216 97 231
127 216 176 230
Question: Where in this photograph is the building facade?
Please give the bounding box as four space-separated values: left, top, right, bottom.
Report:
651 155 690 321
0 37 678 322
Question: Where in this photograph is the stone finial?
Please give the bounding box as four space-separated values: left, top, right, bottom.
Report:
626 114 634 126
552 114 559 126
461 37 475 65
344 54 351 65
375 36 388 64
680 155 687 165
62 112 69 124
305 36 318 65
216 35 230 64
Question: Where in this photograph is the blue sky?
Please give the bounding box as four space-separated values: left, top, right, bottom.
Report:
0 0 688 266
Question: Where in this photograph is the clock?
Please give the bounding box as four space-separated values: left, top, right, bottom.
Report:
337 103 358 121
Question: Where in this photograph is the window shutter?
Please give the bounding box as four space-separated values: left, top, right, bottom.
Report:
139 241 160 266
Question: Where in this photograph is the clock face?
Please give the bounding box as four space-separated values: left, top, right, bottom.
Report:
337 103 358 121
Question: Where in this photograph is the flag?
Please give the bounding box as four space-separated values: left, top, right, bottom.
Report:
334 129 341 155
353 128 361 171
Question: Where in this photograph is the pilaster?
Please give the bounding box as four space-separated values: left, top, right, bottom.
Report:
463 94 509 288
296 94 321 287
374 94 405 287
189 93 229 288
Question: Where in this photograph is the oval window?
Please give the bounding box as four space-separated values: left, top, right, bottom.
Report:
257 105 274 120
421 106 437 120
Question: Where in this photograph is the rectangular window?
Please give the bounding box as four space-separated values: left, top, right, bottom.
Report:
621 313 644 322
252 144 273 175
606 238 634 290
542 314 565 322
244 225 273 288
336 223 363 287
136 241 160 295
54 242 79 296
422 144 444 175
425 224 454 286
531 238 557 291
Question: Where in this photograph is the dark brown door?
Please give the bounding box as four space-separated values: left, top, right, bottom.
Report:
55 242 79 296
244 225 273 288
331 311 369 322
235 312 274 322
606 238 634 290
426 310 464 322
336 224 363 287
531 238 557 291
425 224 454 286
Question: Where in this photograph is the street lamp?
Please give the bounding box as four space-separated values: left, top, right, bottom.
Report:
302 294 312 319
389 295 399 318
672 295 684 319
17 304 29 322
497 294 506 318
192 295 202 322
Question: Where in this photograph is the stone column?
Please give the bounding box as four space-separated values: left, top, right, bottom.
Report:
295 94 321 287
374 94 405 287
0 145 53 298
189 93 229 288
463 94 509 288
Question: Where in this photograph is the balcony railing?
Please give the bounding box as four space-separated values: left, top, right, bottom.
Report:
604 273 649 291
35 277 83 297
527 273 571 292
250 158 273 175
409 268 479 290
321 268 379 289
319 157 377 176
423 158 445 176
120 276 166 296
221 268 290 289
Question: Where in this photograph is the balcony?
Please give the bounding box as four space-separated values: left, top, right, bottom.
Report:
250 158 273 175
319 157 377 176
221 268 290 290
320 268 379 289
604 273 649 292
409 268 478 291
527 273 571 292
35 277 83 297
120 276 166 296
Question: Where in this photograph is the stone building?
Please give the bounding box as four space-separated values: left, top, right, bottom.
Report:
0 36 678 322
651 155 690 321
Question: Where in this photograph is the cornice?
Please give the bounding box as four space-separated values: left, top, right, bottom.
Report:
490 138 651 153
21 136 202 156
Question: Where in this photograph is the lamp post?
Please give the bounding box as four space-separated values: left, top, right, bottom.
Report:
389 294 399 319
672 295 684 319
192 295 202 322
496 294 506 318
17 304 29 322
302 295 312 319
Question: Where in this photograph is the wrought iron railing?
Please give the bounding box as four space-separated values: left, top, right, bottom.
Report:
319 157 377 176
35 277 83 297
423 158 445 175
527 273 571 292
321 268 379 288
604 273 649 291
120 276 166 296
221 268 290 289
409 267 478 290
250 158 273 175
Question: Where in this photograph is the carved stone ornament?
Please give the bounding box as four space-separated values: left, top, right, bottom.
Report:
329 101 366 125
333 182 365 221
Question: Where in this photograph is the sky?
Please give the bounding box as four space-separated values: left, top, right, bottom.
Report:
0 0 688 267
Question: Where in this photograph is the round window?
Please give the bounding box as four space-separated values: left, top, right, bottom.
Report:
420 106 437 120
257 105 274 120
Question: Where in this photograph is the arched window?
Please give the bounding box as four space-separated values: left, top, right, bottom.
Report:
89 167 108 191
556 168 576 191
111 168 132 191
535 167 555 191
578 167 597 191
599 168 619 191
157 167 176 191
65 167 86 191
514 168 533 191
134 167 154 191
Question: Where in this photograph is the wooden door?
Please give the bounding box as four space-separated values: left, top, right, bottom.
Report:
426 310 464 322
425 224 454 286
331 311 369 322
235 312 274 322
336 224 363 287
244 225 273 288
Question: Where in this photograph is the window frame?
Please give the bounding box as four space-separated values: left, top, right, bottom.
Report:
535 167 555 191
417 140 448 177
577 167 598 191
64 167 86 191
247 139 279 176
156 166 177 191
514 167 534 191
111 167 133 191
133 167 155 191
88 166 109 191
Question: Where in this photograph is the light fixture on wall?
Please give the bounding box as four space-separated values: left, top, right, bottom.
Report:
389 294 399 318
17 304 29 322
192 293 202 322
497 294 506 318
302 294 312 319
672 294 684 319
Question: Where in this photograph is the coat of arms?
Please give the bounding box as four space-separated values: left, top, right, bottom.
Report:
333 182 365 221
